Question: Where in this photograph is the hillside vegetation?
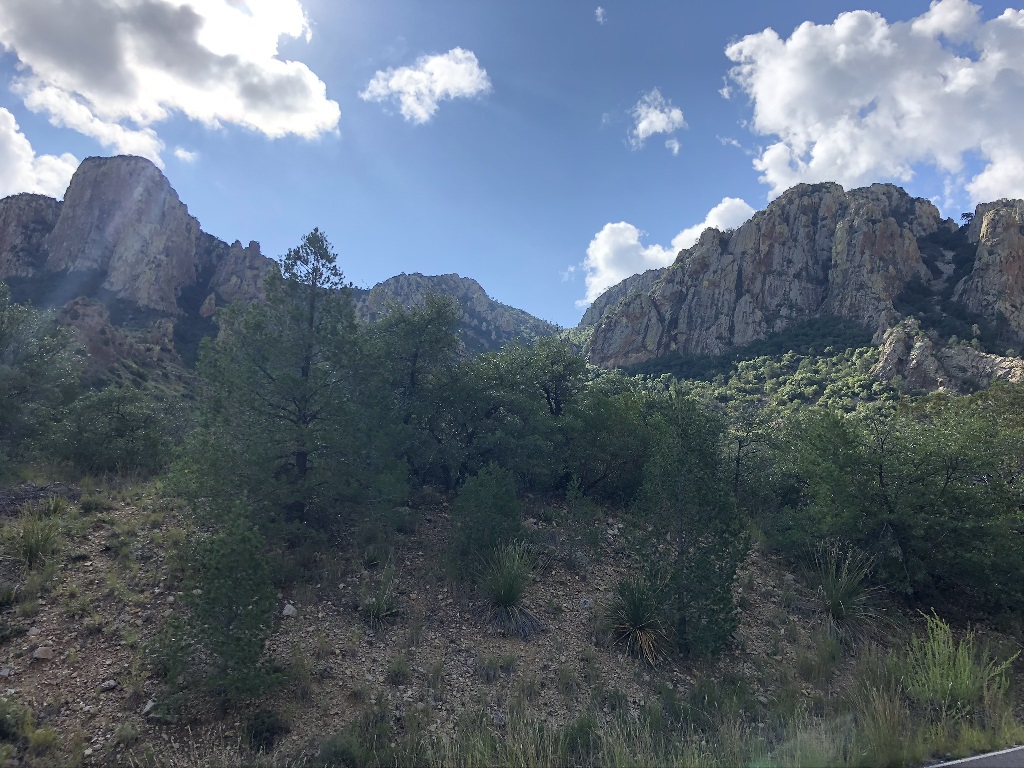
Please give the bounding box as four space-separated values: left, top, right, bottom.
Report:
0 230 1021 767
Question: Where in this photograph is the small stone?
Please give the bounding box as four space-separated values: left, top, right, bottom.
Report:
32 646 54 661
100 679 118 691
142 698 157 716
579 598 594 610
282 603 298 617
756 695 769 706
84 748 94 757
0 667 13 679
165 595 175 604
27 627 40 637
192 589 202 595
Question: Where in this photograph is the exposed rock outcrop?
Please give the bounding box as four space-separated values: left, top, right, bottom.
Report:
586 183 954 368
952 199 1024 336
872 319 1024 392
44 157 204 314
355 273 559 353
0 194 61 281
1 156 272 320
578 268 666 329
0 156 556 374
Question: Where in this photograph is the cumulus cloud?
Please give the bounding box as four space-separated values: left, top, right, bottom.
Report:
173 147 198 163
628 88 686 150
0 108 78 198
577 197 755 306
726 0 1024 203
0 0 340 166
665 138 681 156
360 48 491 124
595 7 607 25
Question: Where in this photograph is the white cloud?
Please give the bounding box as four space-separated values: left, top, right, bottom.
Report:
360 48 491 124
0 108 78 198
173 147 198 163
665 138 681 156
726 0 1024 204
595 7 607 25
0 0 340 166
629 88 686 150
577 197 755 306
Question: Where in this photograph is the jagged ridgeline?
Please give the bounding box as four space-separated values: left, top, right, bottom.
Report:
0 155 559 381
582 183 1024 392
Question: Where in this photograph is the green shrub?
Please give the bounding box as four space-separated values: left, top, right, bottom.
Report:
79 494 114 514
902 613 1017 721
183 513 280 707
480 541 542 638
607 575 669 665
449 465 523 581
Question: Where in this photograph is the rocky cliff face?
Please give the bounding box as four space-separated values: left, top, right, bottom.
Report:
0 156 556 374
355 273 559 353
585 183 981 368
0 156 272 319
952 199 1024 336
873 318 1024 392
578 267 665 329
0 194 61 281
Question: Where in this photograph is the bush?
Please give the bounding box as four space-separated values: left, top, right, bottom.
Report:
480 541 542 638
449 465 523 581
53 385 179 476
607 576 669 665
902 613 1017 721
183 513 280 707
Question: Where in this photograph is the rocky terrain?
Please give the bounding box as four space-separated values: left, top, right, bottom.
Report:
584 183 1024 390
0 156 557 378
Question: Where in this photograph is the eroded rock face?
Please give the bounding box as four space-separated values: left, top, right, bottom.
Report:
587 183 945 367
952 199 1024 336
873 319 1024 392
0 194 61 281
1 156 272 319
578 268 665 329
45 156 201 313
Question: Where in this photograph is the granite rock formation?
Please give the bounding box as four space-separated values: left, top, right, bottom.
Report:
584 183 1024 371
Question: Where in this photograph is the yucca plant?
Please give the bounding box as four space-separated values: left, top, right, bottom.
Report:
480 541 542 638
811 539 881 642
607 576 669 666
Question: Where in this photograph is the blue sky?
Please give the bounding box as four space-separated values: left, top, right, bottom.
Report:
1 1 1023 327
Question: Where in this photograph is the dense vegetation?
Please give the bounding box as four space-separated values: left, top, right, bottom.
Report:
0 229 1021 766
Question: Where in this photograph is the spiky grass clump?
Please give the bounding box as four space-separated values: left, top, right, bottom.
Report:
607 576 669 666
811 540 881 642
360 568 400 630
480 541 542 639
8 509 60 571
